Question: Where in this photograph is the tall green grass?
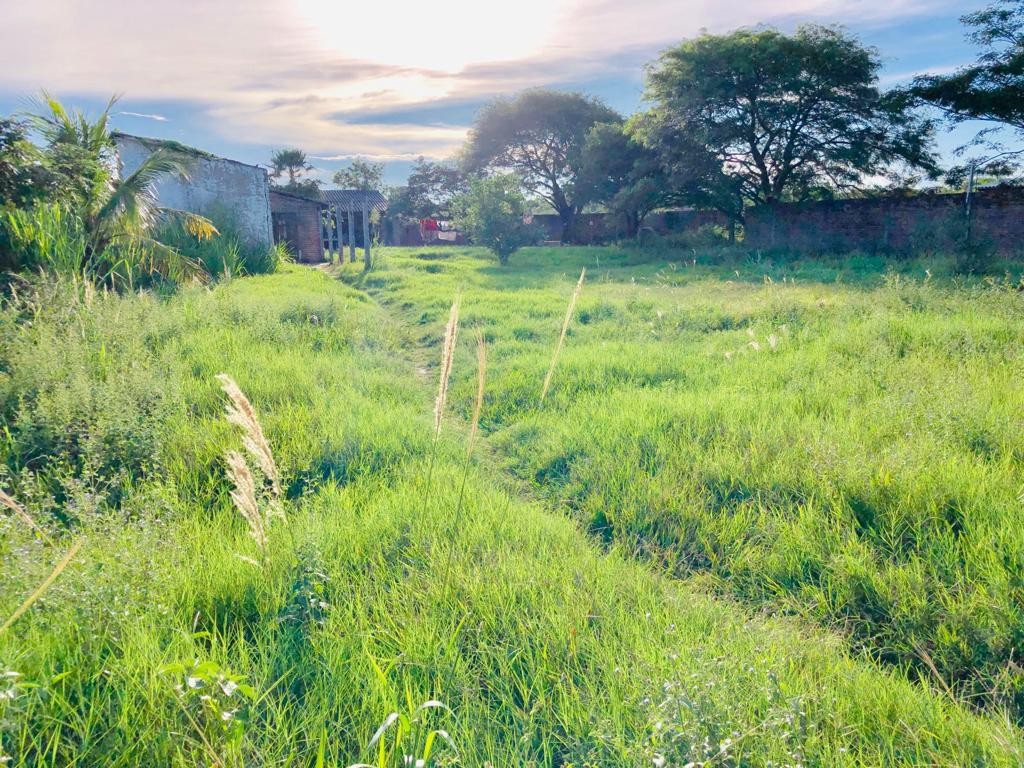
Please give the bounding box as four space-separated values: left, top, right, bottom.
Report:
0 263 1021 765
354 245 1024 719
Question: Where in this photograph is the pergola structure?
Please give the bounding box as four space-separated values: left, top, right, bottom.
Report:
320 189 388 268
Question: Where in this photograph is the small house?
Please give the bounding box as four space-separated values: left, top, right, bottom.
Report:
269 189 326 263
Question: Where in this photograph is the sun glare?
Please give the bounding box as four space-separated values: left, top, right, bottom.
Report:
292 0 564 73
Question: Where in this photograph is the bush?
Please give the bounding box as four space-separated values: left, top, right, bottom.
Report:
954 233 998 275
453 175 541 264
158 212 289 278
2 202 88 275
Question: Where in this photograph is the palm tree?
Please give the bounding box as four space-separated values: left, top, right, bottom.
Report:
23 92 215 284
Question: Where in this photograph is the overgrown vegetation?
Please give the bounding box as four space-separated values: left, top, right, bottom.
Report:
358 245 1024 722
0 94 282 288
1 259 1021 765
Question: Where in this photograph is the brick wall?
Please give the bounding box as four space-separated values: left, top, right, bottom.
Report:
530 209 729 244
745 186 1024 254
269 191 324 263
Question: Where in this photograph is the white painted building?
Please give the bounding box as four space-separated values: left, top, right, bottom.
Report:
112 133 273 248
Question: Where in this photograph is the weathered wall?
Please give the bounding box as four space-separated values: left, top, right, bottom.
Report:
114 135 273 248
531 209 728 244
269 190 324 262
745 186 1024 254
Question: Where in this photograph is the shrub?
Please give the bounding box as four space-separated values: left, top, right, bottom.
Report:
453 175 541 265
158 213 289 278
2 202 88 275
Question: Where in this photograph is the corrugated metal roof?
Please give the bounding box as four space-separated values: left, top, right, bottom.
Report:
321 189 388 211
269 187 326 206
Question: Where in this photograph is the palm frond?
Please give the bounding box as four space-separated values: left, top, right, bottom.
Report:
133 236 205 283
25 91 118 153
95 148 192 243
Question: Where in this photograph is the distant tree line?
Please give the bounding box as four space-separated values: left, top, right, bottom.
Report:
420 2 1024 253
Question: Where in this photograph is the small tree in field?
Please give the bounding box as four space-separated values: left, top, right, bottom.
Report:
453 175 539 265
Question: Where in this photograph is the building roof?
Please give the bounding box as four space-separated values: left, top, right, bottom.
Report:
269 187 327 207
110 132 264 171
321 189 388 211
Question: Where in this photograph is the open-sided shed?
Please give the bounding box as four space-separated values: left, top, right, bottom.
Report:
321 189 388 265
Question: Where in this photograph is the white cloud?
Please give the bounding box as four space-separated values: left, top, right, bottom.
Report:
118 111 168 122
0 0 955 159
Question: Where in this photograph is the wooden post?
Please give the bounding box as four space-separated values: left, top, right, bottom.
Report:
330 206 338 261
362 196 371 270
335 206 342 260
347 200 356 263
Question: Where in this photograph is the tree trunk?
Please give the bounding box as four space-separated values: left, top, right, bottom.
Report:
557 206 576 243
624 211 640 239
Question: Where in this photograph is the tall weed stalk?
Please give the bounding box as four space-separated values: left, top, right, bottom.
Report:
540 268 585 404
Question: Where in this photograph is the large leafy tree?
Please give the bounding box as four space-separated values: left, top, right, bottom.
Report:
642 26 938 220
463 89 620 242
387 156 467 220
269 148 320 198
911 0 1024 174
332 157 383 190
577 122 673 237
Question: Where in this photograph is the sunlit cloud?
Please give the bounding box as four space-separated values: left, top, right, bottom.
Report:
0 0 960 161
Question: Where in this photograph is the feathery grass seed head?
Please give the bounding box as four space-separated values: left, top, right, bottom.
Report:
434 298 461 437
541 268 585 405
216 373 281 498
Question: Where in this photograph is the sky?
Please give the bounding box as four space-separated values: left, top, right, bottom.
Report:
0 0 1010 186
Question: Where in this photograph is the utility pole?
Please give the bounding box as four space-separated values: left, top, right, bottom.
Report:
964 149 1022 247
965 161 977 248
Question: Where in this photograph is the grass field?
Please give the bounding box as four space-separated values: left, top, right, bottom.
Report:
1 249 1023 765
356 246 1024 718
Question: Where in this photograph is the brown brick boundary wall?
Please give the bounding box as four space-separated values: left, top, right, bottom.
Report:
531 209 727 244
745 186 1024 254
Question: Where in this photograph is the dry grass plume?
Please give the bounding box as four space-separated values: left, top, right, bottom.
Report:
541 268 585 404
217 373 281 498
434 298 461 437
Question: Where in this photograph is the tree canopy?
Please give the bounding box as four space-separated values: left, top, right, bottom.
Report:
452 174 539 264
269 149 320 199
913 1 1024 133
641 25 938 218
576 122 672 237
387 156 467 220
332 158 384 191
911 0 1024 179
0 118 49 210
463 89 620 241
